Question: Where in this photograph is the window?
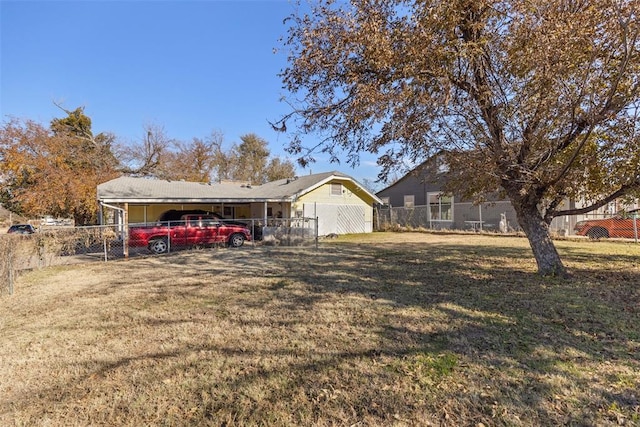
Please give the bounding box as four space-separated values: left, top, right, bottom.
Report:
380 197 390 206
404 195 415 208
201 218 219 227
428 193 453 221
331 183 343 196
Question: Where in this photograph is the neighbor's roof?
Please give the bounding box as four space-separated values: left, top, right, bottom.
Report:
97 172 382 204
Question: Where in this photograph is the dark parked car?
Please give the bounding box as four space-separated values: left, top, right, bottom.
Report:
158 209 263 240
7 224 36 234
158 209 246 226
158 209 213 222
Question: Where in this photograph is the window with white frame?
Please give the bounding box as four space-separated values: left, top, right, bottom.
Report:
331 183 343 196
380 197 390 206
404 195 415 208
428 193 453 220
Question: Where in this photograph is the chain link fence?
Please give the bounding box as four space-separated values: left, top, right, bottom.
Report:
376 204 519 233
376 205 640 241
260 217 318 246
7 208 638 295
572 212 640 240
1 218 319 295
0 236 17 296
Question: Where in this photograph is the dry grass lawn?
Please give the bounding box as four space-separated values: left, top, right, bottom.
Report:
1 232 639 426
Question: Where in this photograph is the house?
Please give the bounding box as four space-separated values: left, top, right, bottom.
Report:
375 160 520 232
375 160 624 235
97 171 382 236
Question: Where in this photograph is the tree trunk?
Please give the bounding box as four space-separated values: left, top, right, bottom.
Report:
513 202 568 277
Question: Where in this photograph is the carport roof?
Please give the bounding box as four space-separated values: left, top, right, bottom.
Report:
97 176 256 203
97 172 382 204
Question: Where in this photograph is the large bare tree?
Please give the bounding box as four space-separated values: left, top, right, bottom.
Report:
276 0 640 275
157 133 227 183
116 123 171 177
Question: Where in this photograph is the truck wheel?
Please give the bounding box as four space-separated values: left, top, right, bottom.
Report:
229 233 245 248
149 238 169 254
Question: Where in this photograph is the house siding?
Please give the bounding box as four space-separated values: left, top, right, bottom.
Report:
376 164 521 231
294 181 376 234
377 174 442 207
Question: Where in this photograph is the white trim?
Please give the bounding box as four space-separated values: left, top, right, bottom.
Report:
427 192 454 221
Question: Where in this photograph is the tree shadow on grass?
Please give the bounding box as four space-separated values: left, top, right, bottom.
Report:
4 240 638 426
153 241 639 424
260 242 640 424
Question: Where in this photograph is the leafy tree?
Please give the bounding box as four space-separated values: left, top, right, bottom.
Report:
229 133 296 184
265 157 298 183
50 106 120 175
276 0 640 275
0 108 120 224
232 133 271 184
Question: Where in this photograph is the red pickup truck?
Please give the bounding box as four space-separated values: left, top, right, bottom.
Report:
574 209 640 239
129 214 252 254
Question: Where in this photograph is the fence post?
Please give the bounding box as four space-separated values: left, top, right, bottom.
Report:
167 221 172 253
123 203 129 259
8 256 13 295
251 219 256 249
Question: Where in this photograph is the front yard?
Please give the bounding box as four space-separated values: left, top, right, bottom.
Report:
1 232 638 426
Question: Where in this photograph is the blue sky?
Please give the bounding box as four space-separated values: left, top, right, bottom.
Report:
0 0 382 186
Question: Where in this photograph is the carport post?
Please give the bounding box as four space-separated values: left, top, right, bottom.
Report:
100 202 128 259
263 201 268 226
124 203 129 259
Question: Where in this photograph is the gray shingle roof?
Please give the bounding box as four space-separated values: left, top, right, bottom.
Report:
97 176 255 202
97 171 382 204
255 171 351 198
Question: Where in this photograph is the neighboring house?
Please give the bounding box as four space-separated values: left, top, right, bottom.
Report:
375 160 635 235
376 160 521 232
97 171 382 236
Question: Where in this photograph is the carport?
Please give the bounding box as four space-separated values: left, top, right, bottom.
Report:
97 172 381 243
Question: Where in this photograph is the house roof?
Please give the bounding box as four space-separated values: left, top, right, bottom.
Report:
375 159 438 196
97 177 255 203
97 172 382 204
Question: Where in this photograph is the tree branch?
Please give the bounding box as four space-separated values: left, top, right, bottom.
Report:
553 179 640 217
